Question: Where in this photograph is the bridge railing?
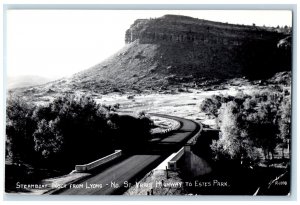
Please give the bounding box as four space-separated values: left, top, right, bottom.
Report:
167 120 203 170
167 147 185 170
75 150 122 172
186 120 203 146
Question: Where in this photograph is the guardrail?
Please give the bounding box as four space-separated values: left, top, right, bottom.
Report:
186 120 203 146
167 121 203 171
75 150 122 172
149 113 182 135
162 120 181 134
167 147 185 171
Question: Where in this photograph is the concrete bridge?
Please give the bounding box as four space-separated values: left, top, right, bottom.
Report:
53 114 201 195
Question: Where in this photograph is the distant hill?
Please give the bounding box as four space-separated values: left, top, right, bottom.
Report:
12 15 292 95
7 75 57 89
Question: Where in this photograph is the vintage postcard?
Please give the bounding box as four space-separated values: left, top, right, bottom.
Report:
4 8 292 196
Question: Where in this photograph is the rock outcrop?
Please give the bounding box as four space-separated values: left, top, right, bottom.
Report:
125 15 282 46
123 15 291 80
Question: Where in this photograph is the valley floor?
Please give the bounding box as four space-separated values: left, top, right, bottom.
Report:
95 84 263 128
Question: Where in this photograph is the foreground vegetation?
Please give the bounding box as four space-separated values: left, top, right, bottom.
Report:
5 94 153 191
182 85 292 195
200 90 291 166
200 89 291 165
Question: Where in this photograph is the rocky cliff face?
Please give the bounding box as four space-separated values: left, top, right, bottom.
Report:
125 15 281 45
123 15 291 80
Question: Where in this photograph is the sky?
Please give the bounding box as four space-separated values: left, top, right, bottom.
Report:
6 10 292 79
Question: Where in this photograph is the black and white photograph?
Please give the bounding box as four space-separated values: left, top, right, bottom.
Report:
3 8 293 196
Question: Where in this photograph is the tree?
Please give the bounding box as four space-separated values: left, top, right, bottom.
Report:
108 113 153 151
43 95 112 163
200 95 222 117
245 112 278 160
6 96 37 163
30 95 113 165
212 101 258 164
207 90 291 167
6 93 159 182
243 97 257 112
278 97 291 158
33 119 63 159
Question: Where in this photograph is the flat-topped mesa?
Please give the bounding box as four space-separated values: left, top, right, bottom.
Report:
61 15 292 94
125 14 286 46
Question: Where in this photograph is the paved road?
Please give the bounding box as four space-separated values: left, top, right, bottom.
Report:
59 155 161 195
55 114 200 195
151 113 199 144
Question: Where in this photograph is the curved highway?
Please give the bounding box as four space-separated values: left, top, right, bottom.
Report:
151 113 201 144
55 114 200 195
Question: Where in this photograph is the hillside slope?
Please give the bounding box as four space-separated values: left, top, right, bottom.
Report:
12 15 292 95
69 14 291 92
